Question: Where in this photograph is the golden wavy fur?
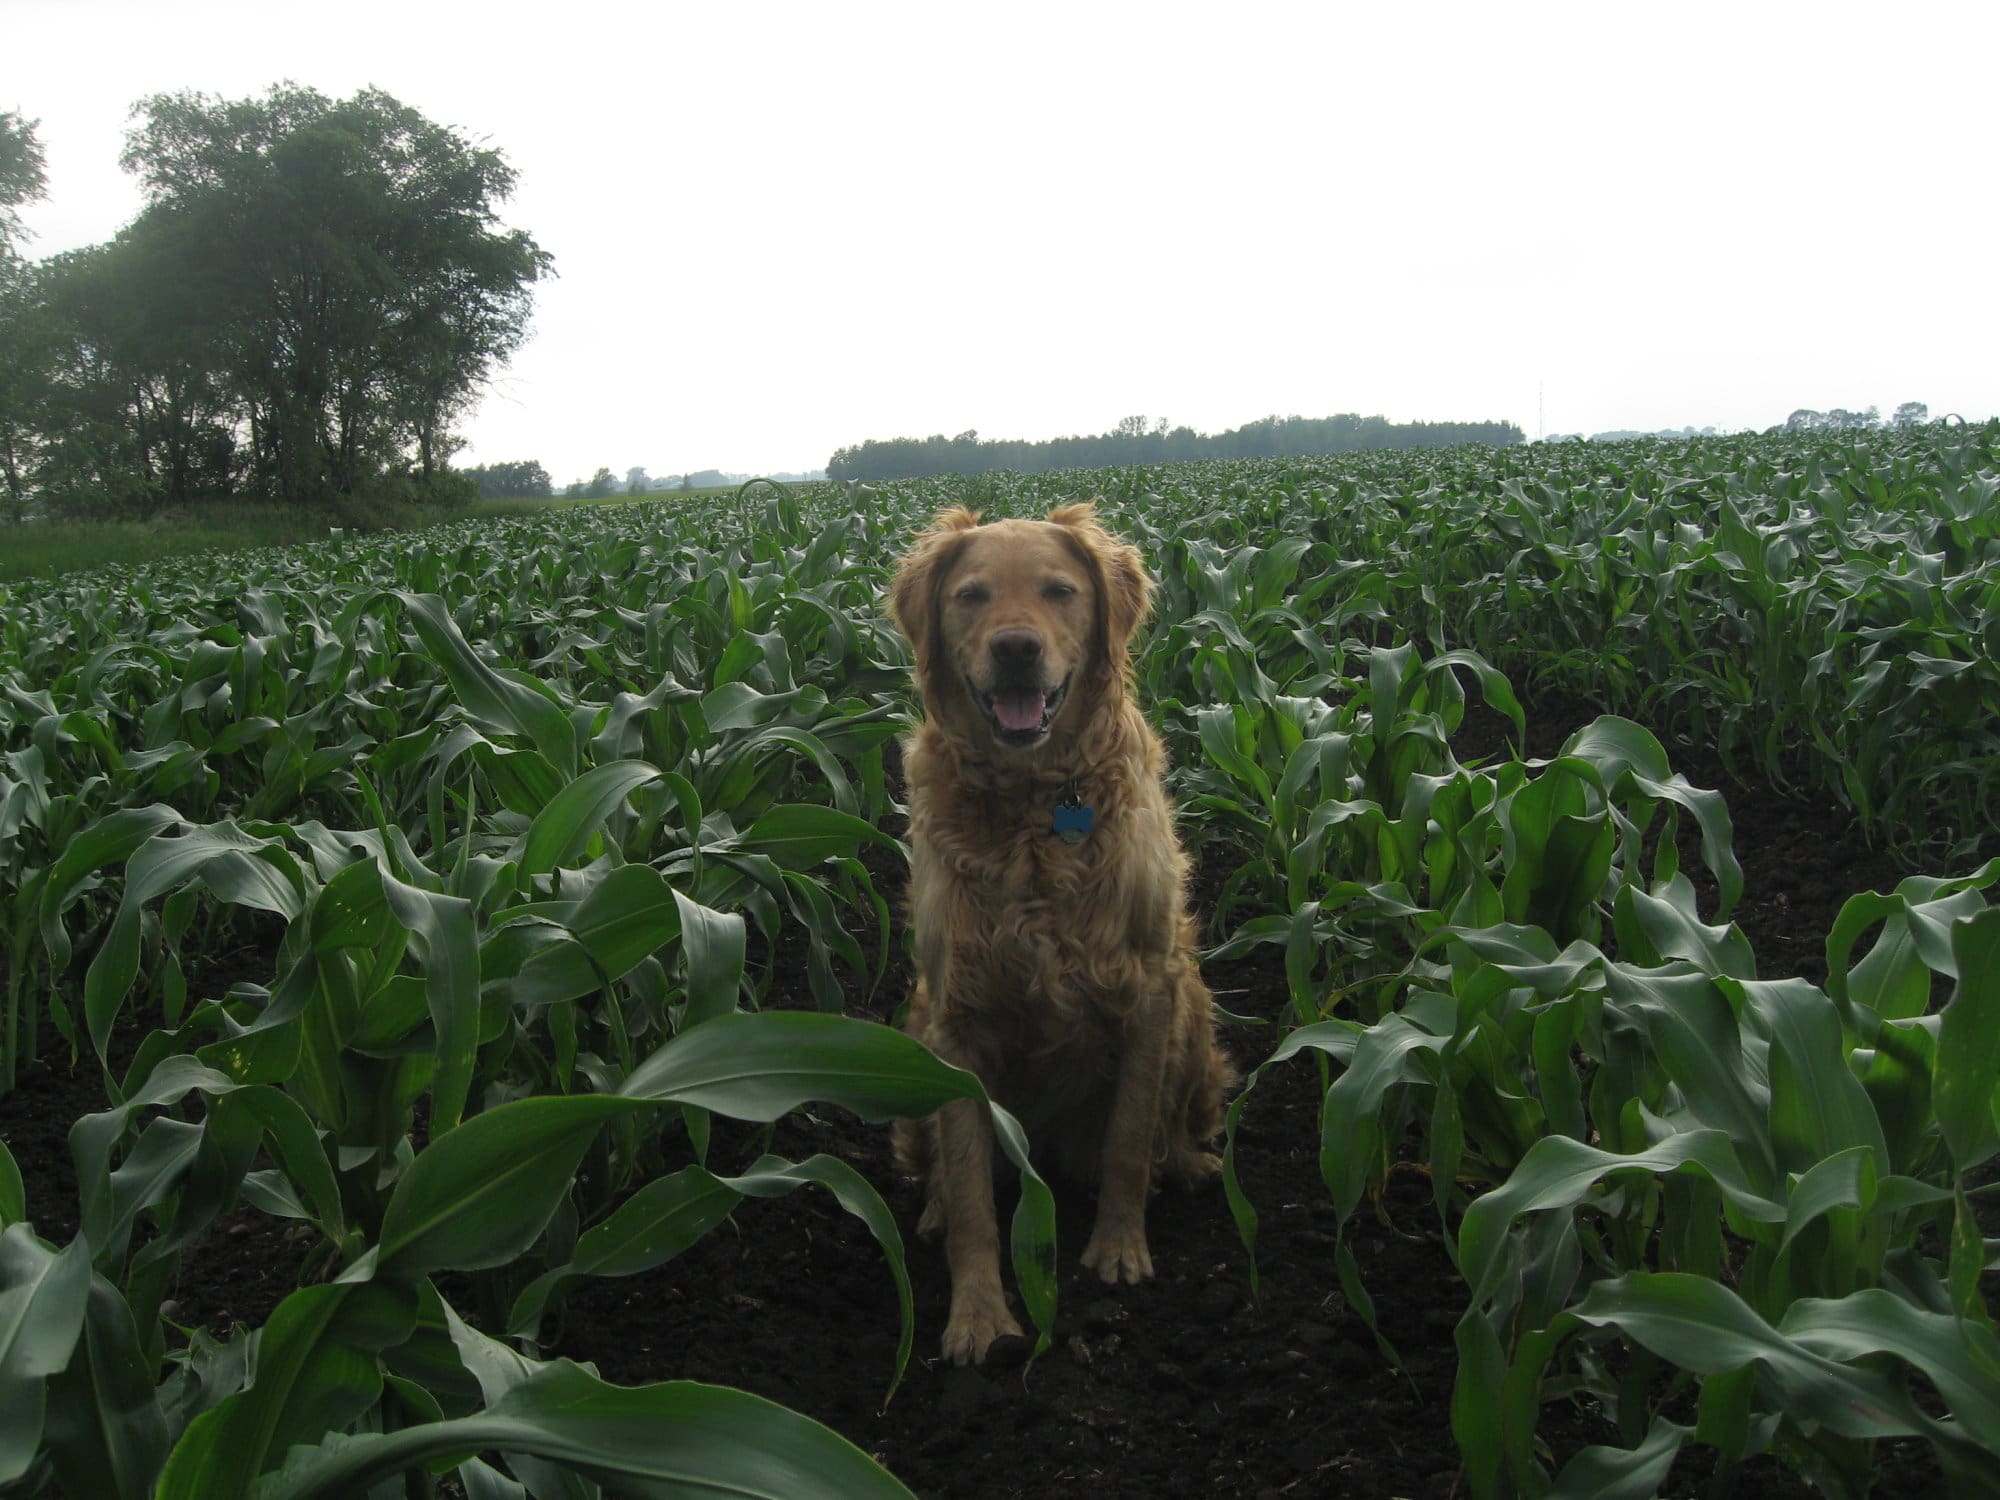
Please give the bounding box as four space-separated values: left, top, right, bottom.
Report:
888 503 1236 1366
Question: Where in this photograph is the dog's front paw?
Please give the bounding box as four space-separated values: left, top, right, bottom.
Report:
1081 1221 1154 1284
942 1291 1023 1365
1167 1147 1223 1185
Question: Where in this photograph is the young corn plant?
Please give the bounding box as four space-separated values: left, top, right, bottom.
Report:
7 430 1999 1498
1451 869 2000 1497
2 495 1059 1498
1 1009 1055 1499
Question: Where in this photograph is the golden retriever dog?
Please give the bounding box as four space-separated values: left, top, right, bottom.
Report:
888 502 1235 1366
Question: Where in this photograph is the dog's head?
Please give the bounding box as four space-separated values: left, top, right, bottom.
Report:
889 502 1152 754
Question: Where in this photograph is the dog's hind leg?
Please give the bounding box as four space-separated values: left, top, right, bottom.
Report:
1158 955 1235 1187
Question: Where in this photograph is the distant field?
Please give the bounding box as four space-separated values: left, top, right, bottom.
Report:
2 426 1995 1498
0 485 761 583
467 483 745 518
0 504 362 583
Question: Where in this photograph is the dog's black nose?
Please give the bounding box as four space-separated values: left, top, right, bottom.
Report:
988 629 1043 669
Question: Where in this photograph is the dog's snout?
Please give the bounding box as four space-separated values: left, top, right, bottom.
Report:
988 629 1043 670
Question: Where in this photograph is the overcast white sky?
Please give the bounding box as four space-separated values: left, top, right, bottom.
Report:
10 0 1997 482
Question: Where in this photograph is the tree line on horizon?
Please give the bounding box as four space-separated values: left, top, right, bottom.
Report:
1785 402 1930 432
0 93 550 522
459 462 830 501
825 411 1526 482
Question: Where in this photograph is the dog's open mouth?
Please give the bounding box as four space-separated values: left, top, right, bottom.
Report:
972 676 1069 748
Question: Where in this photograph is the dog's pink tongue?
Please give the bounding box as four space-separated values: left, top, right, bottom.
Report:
993 689 1047 732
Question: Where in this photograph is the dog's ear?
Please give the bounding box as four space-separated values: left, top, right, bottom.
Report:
888 508 982 672
1048 502 1152 649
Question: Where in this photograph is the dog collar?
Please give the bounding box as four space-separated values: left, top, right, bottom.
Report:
1052 782 1094 844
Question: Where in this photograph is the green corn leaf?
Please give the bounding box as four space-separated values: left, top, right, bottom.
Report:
1825 890 1927 1017
1903 869 2000 977
1322 1011 1448 1218
1948 1188 1991 1328
1618 877 1755 980
563 862 683 977
1531 1001 1588 1142
375 1095 633 1279
1548 1416 1691 1500
68 1054 241 1252
397 592 576 775
1778 1289 2000 1457
1458 1133 1783 1303
0 1142 23 1226
453 1456 529 1500
671 888 744 1030
1566 1272 1943 1441
0 1228 91 1484
1936 907 2000 1171
239 1361 915 1500
229 1086 346 1241
618 1012 1057 1353
194 846 308 922
505 1164 739 1336
36 802 183 973
1854 1018 1937 1178
517 759 661 878
1691 1363 1764 1463
720 1153 917 1399
1449 1307 1507 1497
1219 1019 1361 1290
155 1281 418 1500
1737 977 1888 1173
1776 1146 1876 1260
739 802 898 869
82 822 288 1062
1431 647 1526 747
620 1009 978 1121
511 1152 917 1398
380 872 480 1135
42 1272 171 1500
1562 716 1743 917
1196 703 1273 803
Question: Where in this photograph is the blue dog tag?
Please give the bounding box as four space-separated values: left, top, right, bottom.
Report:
1052 800 1094 845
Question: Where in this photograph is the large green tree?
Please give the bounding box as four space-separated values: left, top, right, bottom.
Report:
0 269 47 519
0 114 50 516
0 111 47 256
17 217 244 514
113 84 553 504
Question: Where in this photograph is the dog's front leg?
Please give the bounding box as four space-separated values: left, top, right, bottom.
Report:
913 915 1024 1364
933 1090 1023 1363
1081 982 1171 1284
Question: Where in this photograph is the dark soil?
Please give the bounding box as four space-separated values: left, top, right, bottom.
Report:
1 694 1978 1498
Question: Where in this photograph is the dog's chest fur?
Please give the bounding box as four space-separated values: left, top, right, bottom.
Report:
904 721 1178 1049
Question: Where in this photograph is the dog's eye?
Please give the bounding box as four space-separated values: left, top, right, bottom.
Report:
1043 581 1078 600
953 584 988 604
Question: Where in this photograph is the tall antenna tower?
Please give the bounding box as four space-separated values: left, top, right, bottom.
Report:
1538 380 1545 441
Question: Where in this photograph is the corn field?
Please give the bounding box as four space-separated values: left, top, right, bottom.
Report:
1 424 1996 1497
